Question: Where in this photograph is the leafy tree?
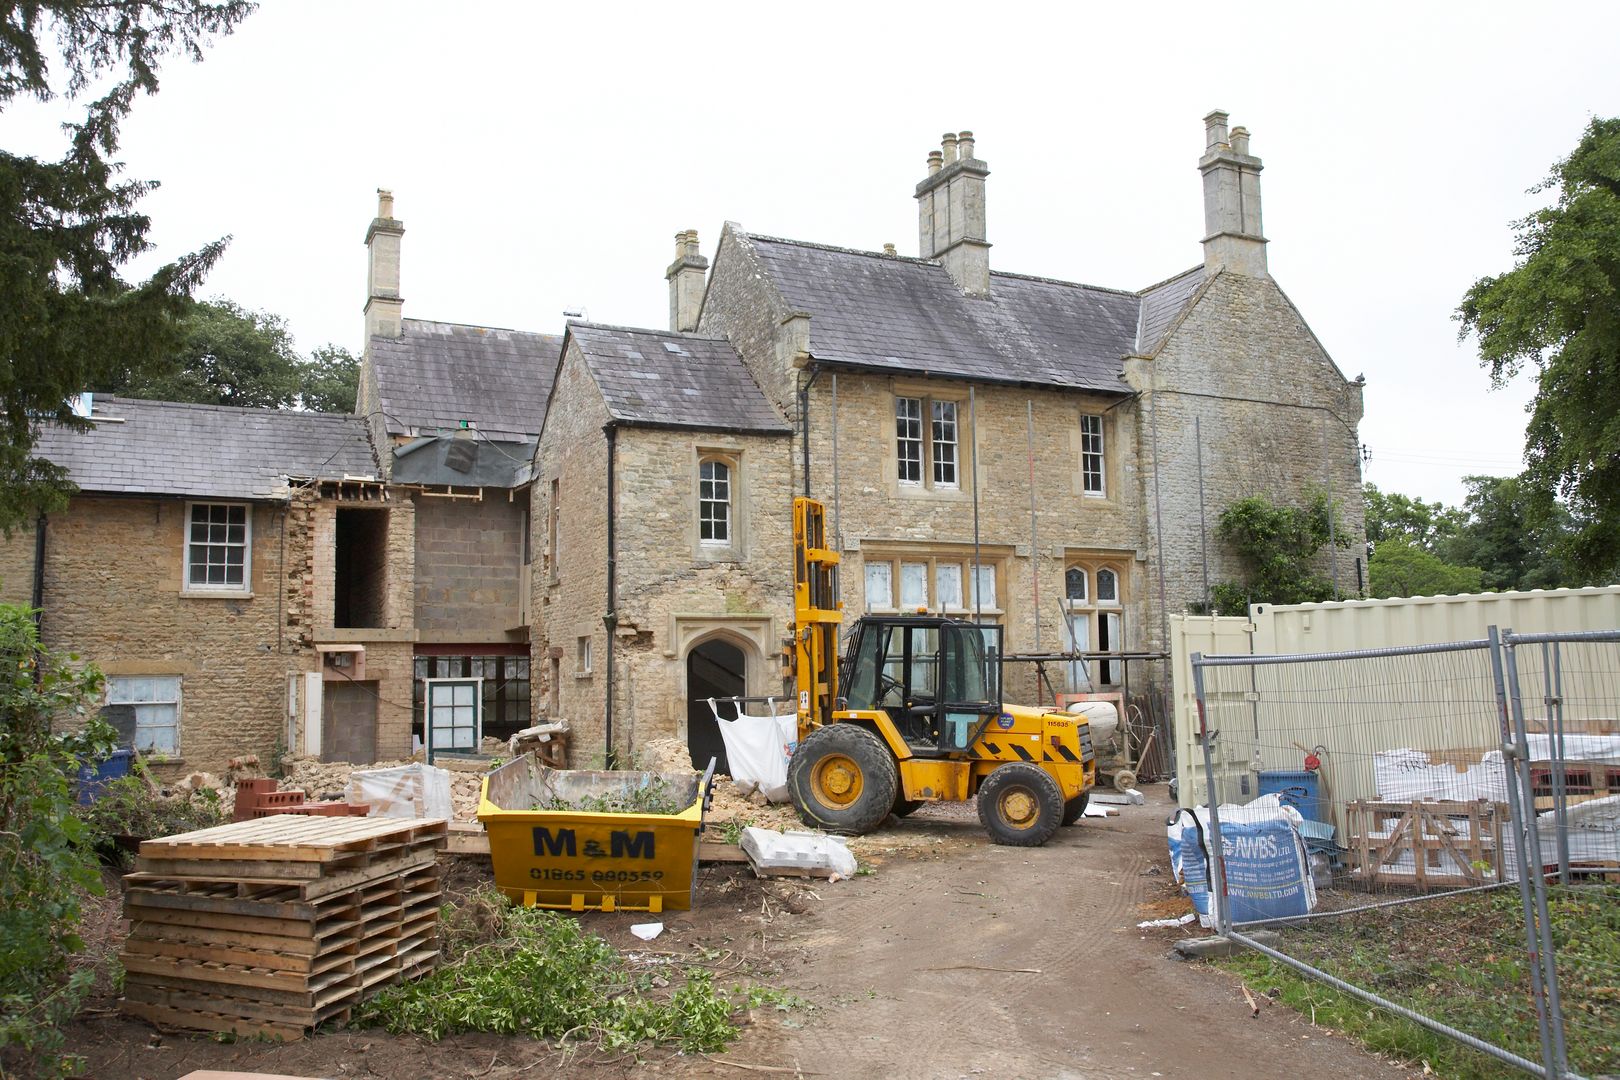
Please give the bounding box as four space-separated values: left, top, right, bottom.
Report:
1457 117 1620 578
300 343 360 413
0 604 114 1076
1441 474 1573 591
0 1 253 532
1206 492 1349 615
104 298 300 407
1363 482 1466 554
1368 539 1484 598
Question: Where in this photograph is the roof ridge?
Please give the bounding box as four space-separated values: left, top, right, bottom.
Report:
988 269 1139 297
401 316 562 339
748 233 938 266
95 396 363 422
1135 265 1204 296
569 321 734 344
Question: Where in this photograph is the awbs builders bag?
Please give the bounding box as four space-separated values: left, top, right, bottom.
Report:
709 699 796 803
1176 810 1316 928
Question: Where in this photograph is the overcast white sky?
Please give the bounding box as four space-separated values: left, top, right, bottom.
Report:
7 1 1618 507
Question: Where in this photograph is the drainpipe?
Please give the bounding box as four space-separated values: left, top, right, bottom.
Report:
602 423 618 768
798 365 821 497
31 510 46 622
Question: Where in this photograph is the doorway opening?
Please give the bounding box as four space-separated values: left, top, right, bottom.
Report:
335 508 388 628
686 637 746 774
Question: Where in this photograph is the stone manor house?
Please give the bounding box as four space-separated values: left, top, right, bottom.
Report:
1 113 1365 776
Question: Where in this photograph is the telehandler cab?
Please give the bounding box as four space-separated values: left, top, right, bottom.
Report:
787 498 1095 846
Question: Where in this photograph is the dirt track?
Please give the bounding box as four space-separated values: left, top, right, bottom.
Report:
64 786 1418 1079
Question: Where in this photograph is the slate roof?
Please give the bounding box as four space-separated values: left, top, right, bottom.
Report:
741 232 1204 391
369 318 563 439
33 397 376 500
566 324 789 434
1136 267 1206 355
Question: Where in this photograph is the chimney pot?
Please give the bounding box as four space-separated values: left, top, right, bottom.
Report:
957 131 975 159
1203 110 1230 149
883 242 897 256
942 132 958 163
927 149 943 174
1230 126 1250 156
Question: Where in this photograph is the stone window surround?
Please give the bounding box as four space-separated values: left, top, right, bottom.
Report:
1069 405 1118 504
693 447 746 562
1062 552 1129 686
575 633 593 678
1080 412 1106 497
860 544 1005 619
182 500 253 597
546 478 561 584
886 378 973 499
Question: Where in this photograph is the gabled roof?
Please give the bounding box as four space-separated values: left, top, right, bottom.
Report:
369 318 563 439
738 231 1204 389
34 397 376 501
1136 267 1207 355
565 323 790 434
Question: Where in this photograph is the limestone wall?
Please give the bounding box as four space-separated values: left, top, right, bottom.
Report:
1132 272 1366 637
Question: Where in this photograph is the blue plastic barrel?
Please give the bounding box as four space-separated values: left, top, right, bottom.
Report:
1258 769 1321 823
76 749 136 805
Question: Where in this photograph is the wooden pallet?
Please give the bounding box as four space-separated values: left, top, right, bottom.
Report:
1348 800 1507 889
119 818 444 1036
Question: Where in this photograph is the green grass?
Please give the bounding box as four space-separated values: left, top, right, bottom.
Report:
1215 884 1619 1079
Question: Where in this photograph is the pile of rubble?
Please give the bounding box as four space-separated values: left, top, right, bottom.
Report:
278 757 487 821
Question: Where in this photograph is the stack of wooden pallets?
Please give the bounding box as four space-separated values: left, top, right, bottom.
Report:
118 815 447 1039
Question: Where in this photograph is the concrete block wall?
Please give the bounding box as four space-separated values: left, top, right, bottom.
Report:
415 493 526 636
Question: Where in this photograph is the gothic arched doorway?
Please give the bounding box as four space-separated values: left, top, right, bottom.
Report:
686 636 747 774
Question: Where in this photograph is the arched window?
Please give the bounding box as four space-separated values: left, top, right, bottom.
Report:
1065 567 1088 604
699 459 730 544
1097 567 1119 605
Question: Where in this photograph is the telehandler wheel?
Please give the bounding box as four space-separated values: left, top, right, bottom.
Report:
1060 788 1090 826
977 762 1064 846
788 724 898 835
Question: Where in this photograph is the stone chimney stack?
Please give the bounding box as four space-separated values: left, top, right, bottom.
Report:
915 130 991 298
665 229 708 333
364 189 405 340
1199 111 1267 277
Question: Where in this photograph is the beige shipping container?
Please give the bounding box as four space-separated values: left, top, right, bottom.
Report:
1172 587 1620 815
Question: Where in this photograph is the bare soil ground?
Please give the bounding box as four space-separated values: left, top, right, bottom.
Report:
62 786 1422 1079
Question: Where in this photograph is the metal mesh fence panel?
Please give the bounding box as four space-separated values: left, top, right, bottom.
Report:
1190 639 1587 1078
1502 632 1620 1079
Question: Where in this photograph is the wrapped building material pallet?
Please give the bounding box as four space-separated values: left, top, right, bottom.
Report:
118 815 447 1039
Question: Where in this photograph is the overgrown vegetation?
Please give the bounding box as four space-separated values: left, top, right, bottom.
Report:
0 604 112 1076
77 772 228 864
1216 886 1619 1079
539 775 689 816
354 889 792 1053
1204 491 1349 615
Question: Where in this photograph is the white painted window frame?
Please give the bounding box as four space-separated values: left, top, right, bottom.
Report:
183 500 252 595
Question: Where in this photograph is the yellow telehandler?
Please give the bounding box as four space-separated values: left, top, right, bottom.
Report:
786 497 1095 846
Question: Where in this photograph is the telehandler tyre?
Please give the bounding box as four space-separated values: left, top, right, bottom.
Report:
977 762 1064 846
1060 788 1090 826
788 724 899 835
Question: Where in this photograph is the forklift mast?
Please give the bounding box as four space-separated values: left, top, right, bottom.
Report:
792 497 841 738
